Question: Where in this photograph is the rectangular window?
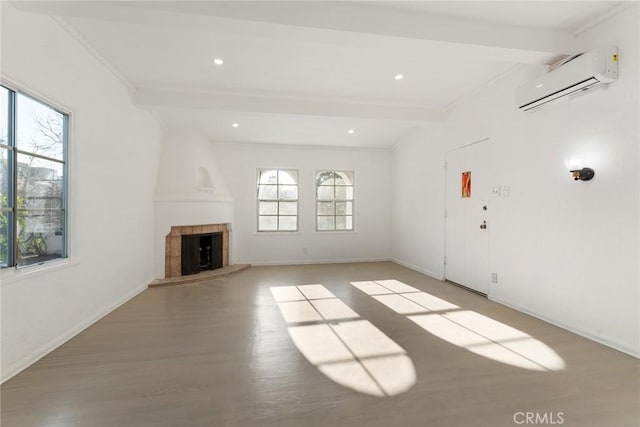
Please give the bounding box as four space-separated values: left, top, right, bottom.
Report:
257 169 298 232
316 170 354 231
1 85 68 268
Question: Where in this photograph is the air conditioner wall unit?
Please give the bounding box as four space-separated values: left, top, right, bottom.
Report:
516 46 618 112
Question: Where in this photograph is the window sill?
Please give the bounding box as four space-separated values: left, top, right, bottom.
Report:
0 258 80 286
313 231 358 235
249 231 359 236
252 232 302 236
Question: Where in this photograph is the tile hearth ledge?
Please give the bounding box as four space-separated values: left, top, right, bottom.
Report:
148 264 251 288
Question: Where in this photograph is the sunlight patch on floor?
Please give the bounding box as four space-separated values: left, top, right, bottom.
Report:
271 284 417 397
277 301 323 323
270 286 306 302
372 294 427 314
310 298 359 321
402 292 459 311
349 281 394 295
350 280 566 372
298 284 335 300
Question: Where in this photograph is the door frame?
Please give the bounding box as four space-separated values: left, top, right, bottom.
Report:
444 137 490 295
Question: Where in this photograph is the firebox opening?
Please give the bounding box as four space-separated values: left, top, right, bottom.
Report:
181 232 223 275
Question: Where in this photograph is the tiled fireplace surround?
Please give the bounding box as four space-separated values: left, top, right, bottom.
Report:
165 223 229 278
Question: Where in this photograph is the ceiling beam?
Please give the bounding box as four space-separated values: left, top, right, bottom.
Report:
11 1 575 64
152 1 575 58
133 87 444 122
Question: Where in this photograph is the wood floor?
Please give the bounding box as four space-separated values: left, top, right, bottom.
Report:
2 262 638 426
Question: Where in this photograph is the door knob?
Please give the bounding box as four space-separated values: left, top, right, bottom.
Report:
480 220 487 230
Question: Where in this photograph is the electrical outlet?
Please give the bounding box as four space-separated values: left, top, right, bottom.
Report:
491 272 498 284
302 247 308 255
502 186 510 198
492 186 502 197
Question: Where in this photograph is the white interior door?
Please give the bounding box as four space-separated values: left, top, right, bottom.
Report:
445 139 490 295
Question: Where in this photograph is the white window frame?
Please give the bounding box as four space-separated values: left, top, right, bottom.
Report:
315 170 354 232
256 168 299 232
0 82 69 269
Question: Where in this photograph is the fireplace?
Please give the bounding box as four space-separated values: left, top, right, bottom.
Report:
181 232 223 275
165 223 229 278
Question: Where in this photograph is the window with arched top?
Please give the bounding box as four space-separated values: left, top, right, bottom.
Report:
257 169 298 231
316 170 354 231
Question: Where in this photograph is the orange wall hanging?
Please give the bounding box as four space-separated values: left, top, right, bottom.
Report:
462 171 471 198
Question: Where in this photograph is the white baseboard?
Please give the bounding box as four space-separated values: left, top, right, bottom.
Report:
390 258 445 281
245 257 391 266
1 283 148 384
246 258 447 283
489 295 640 359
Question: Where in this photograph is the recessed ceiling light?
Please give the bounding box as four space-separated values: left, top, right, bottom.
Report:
348 129 355 134
232 123 239 128
394 74 404 80
213 58 224 66
536 83 544 88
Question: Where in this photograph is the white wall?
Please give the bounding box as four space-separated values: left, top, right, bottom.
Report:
153 129 234 278
213 143 391 265
0 5 163 381
390 124 447 279
391 6 640 356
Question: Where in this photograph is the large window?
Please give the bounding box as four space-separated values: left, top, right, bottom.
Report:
0 85 68 268
257 169 298 232
316 170 354 231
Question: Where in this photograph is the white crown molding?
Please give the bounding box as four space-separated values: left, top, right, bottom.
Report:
147 110 167 130
388 124 440 152
50 16 167 130
441 63 524 115
51 16 134 95
572 1 637 37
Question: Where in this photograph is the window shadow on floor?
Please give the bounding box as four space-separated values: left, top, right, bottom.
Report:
350 280 566 372
271 284 416 397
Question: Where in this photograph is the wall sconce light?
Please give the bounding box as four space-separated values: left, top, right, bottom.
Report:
570 167 595 181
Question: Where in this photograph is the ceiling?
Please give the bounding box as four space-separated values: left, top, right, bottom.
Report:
12 1 622 148
377 1 616 30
